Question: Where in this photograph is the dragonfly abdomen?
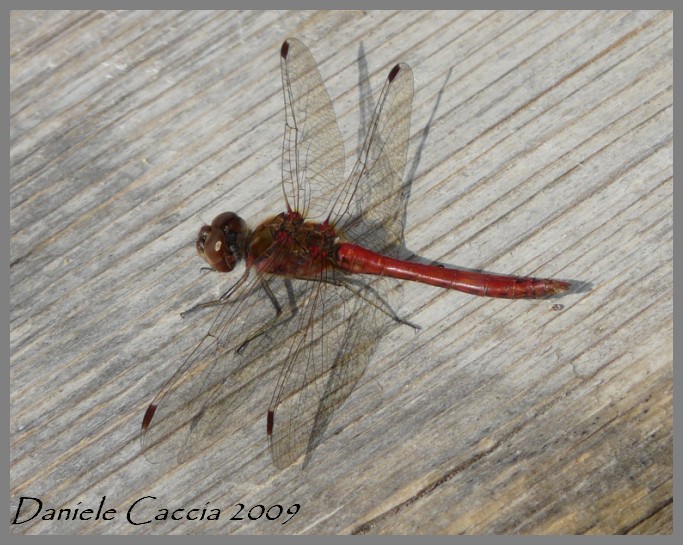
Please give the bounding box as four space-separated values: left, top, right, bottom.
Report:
335 242 570 299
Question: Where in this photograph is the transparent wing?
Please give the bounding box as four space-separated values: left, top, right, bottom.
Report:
281 38 413 257
335 62 414 258
267 269 395 469
280 38 345 221
140 245 298 464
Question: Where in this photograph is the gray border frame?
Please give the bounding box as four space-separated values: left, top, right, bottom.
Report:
7 5 678 542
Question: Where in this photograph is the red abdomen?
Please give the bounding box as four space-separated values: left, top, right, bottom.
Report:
335 243 570 299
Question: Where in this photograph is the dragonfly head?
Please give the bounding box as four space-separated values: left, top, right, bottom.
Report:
196 212 250 272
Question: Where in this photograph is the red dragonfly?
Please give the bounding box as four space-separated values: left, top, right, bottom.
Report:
141 39 570 469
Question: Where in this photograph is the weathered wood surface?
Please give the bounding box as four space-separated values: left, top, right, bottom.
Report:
10 11 672 534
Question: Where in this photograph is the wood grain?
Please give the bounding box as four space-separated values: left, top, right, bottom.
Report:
10 10 672 534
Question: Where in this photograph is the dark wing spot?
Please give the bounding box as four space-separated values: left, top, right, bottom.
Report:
267 410 274 435
388 64 401 82
141 404 157 431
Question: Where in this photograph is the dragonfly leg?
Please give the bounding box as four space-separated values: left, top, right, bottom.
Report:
180 270 251 318
343 280 420 331
235 278 288 354
313 273 420 331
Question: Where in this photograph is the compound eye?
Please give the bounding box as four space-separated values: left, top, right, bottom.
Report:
202 227 234 272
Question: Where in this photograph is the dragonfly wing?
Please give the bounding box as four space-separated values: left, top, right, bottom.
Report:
280 38 345 220
335 62 414 258
267 270 394 469
140 254 296 464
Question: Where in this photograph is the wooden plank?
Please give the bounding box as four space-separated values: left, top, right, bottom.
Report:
10 10 672 534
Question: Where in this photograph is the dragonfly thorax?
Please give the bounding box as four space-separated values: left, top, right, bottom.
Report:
247 211 339 278
196 211 250 272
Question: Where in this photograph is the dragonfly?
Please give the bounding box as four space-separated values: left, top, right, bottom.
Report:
141 38 571 469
